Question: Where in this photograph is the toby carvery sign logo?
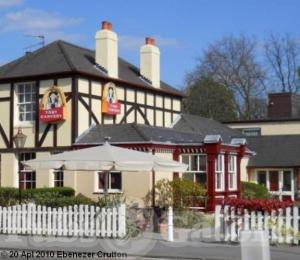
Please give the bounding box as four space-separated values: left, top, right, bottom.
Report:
39 86 67 123
102 82 121 115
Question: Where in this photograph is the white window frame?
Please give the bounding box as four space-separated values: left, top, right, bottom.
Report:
15 82 36 126
255 169 295 200
53 168 64 187
215 154 225 191
228 155 237 191
180 154 207 186
20 152 36 189
94 171 122 193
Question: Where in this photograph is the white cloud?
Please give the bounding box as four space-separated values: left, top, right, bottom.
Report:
0 8 82 32
0 0 23 9
119 35 181 51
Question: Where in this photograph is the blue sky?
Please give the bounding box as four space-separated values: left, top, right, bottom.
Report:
0 0 299 89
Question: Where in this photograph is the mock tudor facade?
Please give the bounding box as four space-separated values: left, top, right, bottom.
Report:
0 21 250 211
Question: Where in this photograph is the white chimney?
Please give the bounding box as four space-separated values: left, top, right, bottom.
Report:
95 21 118 78
140 37 160 88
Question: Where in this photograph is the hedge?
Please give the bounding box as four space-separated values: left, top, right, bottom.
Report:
241 181 270 199
0 187 75 206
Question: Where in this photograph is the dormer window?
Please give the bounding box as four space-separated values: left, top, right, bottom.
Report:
16 82 36 122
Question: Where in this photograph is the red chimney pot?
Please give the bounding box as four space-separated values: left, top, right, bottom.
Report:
102 21 112 30
145 37 155 45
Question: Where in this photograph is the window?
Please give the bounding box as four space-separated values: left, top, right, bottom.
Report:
215 154 224 191
257 171 267 186
181 154 207 187
241 128 261 136
96 171 122 192
53 168 64 187
20 153 36 189
16 82 36 122
282 171 292 191
228 155 237 190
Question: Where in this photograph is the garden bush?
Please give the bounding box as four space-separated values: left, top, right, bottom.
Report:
144 178 207 209
33 193 93 207
224 197 292 212
0 187 75 206
241 181 270 199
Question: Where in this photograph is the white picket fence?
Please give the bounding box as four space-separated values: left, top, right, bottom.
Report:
0 203 126 238
215 205 300 244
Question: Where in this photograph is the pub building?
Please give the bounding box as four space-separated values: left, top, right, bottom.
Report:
0 21 249 211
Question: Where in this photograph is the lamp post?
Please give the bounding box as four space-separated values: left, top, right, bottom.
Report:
13 128 27 204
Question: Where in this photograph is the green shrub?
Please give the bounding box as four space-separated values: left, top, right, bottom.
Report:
241 181 270 199
0 188 19 206
0 187 75 206
144 178 207 209
33 193 93 207
23 187 75 199
96 194 125 207
172 178 206 209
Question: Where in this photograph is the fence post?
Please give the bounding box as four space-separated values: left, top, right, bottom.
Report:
285 207 291 244
257 211 263 230
271 210 277 243
57 207 62 236
107 208 112 237
95 206 100 237
84 205 89 237
118 204 126 238
214 205 222 241
90 205 95 237
68 205 73 237
230 207 237 242
12 206 17 234
250 211 256 231
7 207 11 234
22 204 26 234
47 207 52 236
224 205 230 242
293 206 299 245
277 208 284 244
244 209 249 231
168 206 174 242
42 206 46 236
112 207 117 238
63 207 67 236
79 205 84 237
16 205 21 234
37 205 41 235
32 204 36 235
101 207 106 237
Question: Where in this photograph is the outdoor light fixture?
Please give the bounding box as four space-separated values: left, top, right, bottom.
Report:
13 128 27 149
13 128 27 204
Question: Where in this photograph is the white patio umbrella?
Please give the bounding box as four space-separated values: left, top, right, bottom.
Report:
23 142 187 172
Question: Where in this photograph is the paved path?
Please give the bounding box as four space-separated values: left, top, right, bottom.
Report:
0 233 299 259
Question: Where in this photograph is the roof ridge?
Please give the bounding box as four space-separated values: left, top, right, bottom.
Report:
57 41 76 71
131 124 151 142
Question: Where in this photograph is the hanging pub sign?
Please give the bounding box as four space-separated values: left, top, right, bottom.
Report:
101 82 121 115
39 85 67 123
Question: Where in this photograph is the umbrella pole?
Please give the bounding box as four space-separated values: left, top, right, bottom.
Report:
152 170 155 207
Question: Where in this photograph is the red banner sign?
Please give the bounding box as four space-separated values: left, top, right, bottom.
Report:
102 82 121 115
39 86 67 123
39 107 64 123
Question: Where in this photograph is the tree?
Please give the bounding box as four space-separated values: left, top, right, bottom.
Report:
183 77 237 121
264 33 300 93
187 34 266 120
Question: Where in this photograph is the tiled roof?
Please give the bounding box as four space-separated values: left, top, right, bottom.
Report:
247 135 300 167
0 40 183 96
172 114 243 143
75 123 204 145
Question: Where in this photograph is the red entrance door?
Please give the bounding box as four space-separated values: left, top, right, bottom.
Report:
269 171 279 191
